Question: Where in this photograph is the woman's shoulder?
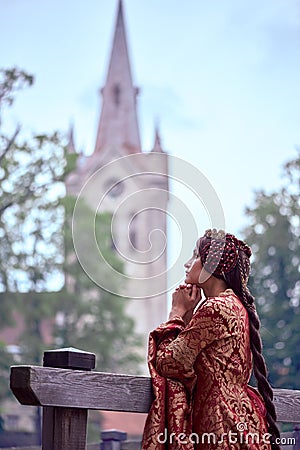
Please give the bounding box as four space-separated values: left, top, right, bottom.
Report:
195 289 244 316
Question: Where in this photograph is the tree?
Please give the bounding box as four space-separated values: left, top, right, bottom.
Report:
243 152 300 388
0 67 76 294
0 68 74 373
0 68 34 332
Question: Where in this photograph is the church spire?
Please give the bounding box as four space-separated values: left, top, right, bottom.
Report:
67 122 76 154
151 120 164 153
94 0 141 155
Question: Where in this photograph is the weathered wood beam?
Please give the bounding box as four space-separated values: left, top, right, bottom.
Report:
10 365 300 422
10 365 153 413
273 389 300 423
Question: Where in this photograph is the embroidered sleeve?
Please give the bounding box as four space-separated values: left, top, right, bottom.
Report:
156 298 235 381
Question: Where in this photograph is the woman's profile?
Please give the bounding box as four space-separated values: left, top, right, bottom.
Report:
142 229 280 449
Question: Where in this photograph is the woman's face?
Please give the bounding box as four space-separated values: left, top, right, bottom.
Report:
184 240 203 285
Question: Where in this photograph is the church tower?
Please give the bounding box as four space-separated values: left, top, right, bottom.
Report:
66 0 169 371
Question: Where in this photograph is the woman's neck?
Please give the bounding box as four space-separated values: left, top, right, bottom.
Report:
202 277 228 299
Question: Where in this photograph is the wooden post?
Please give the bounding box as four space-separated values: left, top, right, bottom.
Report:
293 426 300 450
42 347 95 450
100 430 127 450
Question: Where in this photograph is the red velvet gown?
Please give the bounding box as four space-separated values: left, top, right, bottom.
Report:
142 289 271 450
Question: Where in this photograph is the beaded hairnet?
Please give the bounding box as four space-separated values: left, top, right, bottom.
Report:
198 229 252 277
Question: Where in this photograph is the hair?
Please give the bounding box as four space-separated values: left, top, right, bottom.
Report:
198 231 281 449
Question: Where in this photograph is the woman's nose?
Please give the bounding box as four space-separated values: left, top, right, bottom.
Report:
184 259 191 269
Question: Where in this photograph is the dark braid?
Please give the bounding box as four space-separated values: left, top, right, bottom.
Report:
224 250 281 449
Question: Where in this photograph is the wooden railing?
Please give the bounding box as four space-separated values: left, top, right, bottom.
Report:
9 348 300 450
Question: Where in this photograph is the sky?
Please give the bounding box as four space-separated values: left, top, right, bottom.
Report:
1 0 300 240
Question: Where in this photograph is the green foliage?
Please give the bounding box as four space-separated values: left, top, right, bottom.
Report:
0 67 70 294
0 67 34 121
243 152 300 388
0 133 67 292
0 67 71 398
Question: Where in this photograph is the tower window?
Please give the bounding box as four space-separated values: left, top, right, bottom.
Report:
113 83 121 106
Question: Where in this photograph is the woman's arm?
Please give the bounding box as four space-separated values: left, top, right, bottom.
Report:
156 297 233 383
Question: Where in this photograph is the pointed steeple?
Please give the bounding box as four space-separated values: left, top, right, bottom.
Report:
67 122 76 154
151 120 164 152
94 0 141 155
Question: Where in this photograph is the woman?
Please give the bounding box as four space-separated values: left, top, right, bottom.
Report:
142 229 280 449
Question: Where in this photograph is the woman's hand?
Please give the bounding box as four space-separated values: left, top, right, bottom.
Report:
169 284 202 325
